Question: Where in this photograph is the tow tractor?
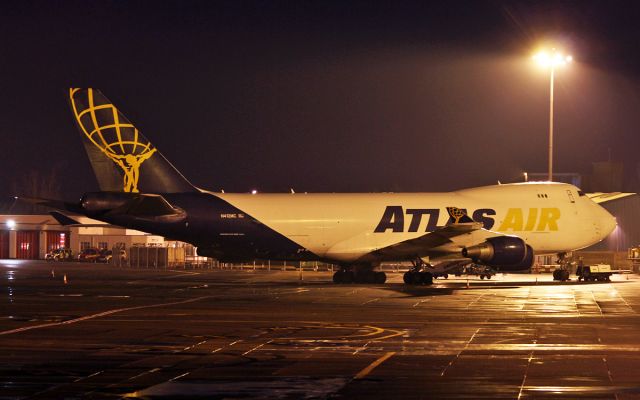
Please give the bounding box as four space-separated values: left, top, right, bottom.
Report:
552 254 630 282
576 264 612 282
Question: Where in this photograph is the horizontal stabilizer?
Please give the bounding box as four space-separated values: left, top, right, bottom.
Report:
16 196 83 214
107 194 182 217
78 192 186 222
49 211 81 226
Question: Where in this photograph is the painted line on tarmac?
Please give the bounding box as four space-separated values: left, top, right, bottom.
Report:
0 296 213 336
353 351 396 380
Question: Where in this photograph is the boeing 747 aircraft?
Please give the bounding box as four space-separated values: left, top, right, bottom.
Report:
26 88 617 284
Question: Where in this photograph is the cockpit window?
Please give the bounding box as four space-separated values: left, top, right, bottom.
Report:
578 190 585 197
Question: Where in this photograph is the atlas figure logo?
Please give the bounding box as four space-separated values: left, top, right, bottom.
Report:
374 206 561 233
69 88 156 193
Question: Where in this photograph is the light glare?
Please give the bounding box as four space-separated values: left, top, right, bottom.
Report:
6 220 16 229
533 48 572 68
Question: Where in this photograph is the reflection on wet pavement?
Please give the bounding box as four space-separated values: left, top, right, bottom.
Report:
1 263 640 399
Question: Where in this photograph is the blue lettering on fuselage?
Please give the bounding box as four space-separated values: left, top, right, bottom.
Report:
374 206 495 232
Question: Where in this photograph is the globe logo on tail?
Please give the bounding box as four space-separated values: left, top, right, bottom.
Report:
69 88 156 193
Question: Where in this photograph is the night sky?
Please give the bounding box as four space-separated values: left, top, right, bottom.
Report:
2 0 640 201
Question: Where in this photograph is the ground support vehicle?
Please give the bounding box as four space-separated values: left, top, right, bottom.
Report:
576 264 613 282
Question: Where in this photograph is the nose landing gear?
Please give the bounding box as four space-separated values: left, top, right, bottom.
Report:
552 252 571 282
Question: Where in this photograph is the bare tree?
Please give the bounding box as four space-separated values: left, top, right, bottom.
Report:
10 163 65 214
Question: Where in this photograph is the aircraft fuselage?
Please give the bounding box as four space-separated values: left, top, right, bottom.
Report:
94 182 616 265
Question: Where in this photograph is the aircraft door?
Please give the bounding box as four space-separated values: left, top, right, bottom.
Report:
566 190 575 203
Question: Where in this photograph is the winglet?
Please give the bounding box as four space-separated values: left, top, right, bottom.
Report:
446 207 474 224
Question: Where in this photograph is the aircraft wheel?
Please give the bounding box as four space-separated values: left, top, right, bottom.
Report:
343 271 354 283
333 271 354 284
486 275 492 280
421 272 433 285
403 272 413 284
357 272 376 284
374 272 387 284
443 274 448 279
480 274 485 280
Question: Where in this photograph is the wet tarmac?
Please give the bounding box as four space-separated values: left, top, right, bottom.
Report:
2 261 640 399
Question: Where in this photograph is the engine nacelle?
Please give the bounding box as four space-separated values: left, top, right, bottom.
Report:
462 236 534 270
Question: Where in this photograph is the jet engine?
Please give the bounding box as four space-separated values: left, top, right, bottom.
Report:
462 236 534 271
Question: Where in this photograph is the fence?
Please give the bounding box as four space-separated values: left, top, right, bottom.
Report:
111 250 422 272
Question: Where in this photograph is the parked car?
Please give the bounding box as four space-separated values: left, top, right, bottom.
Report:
97 249 112 263
45 248 73 262
96 248 128 264
78 248 101 263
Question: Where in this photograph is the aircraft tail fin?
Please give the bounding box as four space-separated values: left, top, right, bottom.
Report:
68 88 198 193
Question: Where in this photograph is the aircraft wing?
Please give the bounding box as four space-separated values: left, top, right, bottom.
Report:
366 207 507 262
367 223 473 260
369 222 502 261
587 192 635 204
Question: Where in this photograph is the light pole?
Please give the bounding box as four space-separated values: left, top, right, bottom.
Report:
533 49 572 181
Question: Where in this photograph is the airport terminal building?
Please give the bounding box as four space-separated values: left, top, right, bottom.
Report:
0 214 165 260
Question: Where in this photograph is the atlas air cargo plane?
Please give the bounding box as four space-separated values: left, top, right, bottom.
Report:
24 88 617 285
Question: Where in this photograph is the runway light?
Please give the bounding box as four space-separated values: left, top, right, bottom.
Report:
6 219 16 229
251 190 257 195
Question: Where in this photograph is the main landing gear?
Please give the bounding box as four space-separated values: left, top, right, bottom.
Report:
403 259 434 285
333 267 386 284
